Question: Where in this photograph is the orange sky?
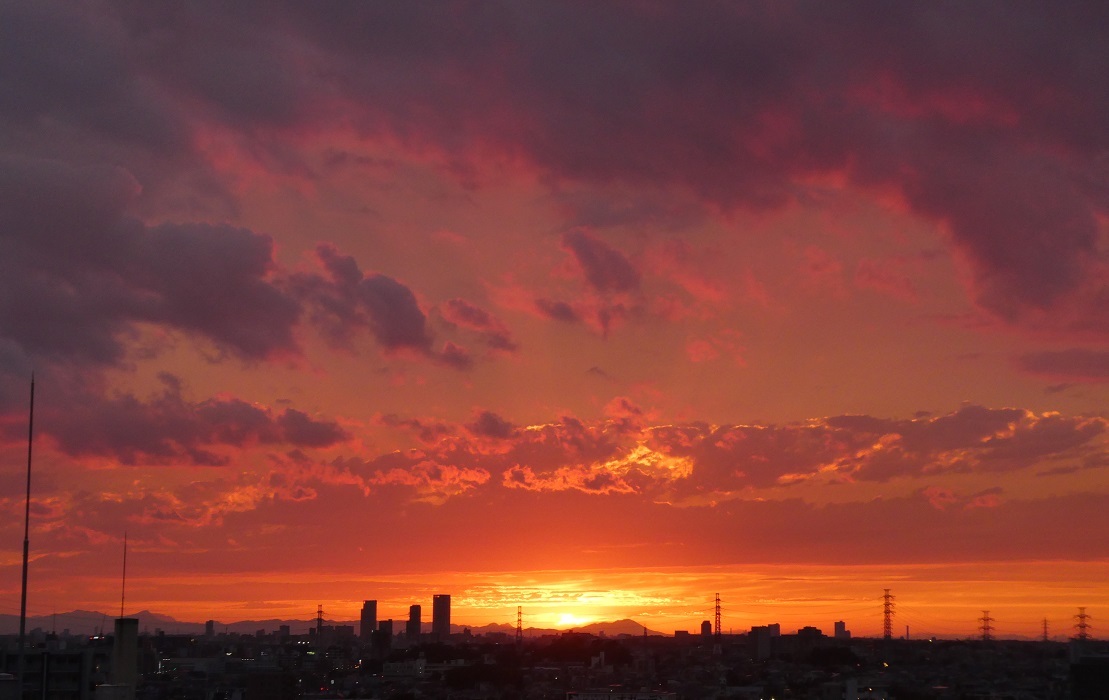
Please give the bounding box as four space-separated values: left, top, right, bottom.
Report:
0 2 1106 640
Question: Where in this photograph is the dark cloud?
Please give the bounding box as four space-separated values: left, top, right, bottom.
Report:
466 410 517 440
439 298 518 352
308 243 433 351
277 1 1105 336
1016 349 1109 382
375 414 453 445
560 229 641 294
7 1 1102 349
277 409 350 448
0 2 189 154
438 341 473 370
38 373 349 465
534 298 581 324
0 156 300 375
294 244 469 369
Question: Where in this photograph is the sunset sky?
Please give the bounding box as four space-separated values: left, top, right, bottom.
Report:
1 2 1107 640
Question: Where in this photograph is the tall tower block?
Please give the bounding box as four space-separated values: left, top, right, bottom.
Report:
360 600 378 641
406 604 422 639
111 617 139 698
432 594 451 639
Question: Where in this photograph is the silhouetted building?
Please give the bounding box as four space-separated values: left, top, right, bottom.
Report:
432 594 450 639
204 620 214 638
110 618 138 699
360 600 377 641
749 626 773 660
834 620 850 640
407 605 421 639
1 642 112 700
335 624 355 640
700 620 712 638
373 619 394 655
1070 640 1109 700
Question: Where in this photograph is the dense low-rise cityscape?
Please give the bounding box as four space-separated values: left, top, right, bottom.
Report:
1 593 1105 699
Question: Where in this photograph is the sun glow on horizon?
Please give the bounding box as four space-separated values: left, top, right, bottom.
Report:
556 612 594 628
31 561 1109 640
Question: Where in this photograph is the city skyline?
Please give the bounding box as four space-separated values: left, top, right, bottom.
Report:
0 3 1106 641
5 564 1104 642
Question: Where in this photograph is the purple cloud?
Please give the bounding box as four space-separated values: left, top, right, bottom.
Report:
294 244 470 368
7 1 1104 338
40 373 349 465
534 298 581 324
440 298 518 352
0 156 300 373
1016 349 1109 382
561 229 640 294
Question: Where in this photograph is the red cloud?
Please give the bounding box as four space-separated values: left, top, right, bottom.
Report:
285 404 1106 507
365 460 490 505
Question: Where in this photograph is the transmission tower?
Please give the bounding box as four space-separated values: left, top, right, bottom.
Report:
979 610 994 641
714 593 721 639
882 589 894 640
516 606 523 645
1075 607 1091 641
317 604 324 638
1042 618 1049 643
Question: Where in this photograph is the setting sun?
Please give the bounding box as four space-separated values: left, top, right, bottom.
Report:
557 613 593 628
0 0 1105 652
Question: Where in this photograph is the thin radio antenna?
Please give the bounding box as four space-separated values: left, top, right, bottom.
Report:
120 531 128 618
17 374 35 687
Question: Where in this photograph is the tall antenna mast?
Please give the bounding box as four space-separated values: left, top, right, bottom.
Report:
17 374 35 688
120 531 128 618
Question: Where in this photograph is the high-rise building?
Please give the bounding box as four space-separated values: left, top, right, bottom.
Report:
360 600 377 641
432 594 451 639
204 619 215 637
373 619 394 654
112 618 139 691
700 620 712 637
406 605 422 639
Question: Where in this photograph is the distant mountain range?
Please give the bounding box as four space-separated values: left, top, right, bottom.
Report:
0 610 664 638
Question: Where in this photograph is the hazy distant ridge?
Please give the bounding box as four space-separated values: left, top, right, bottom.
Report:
0 610 663 638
